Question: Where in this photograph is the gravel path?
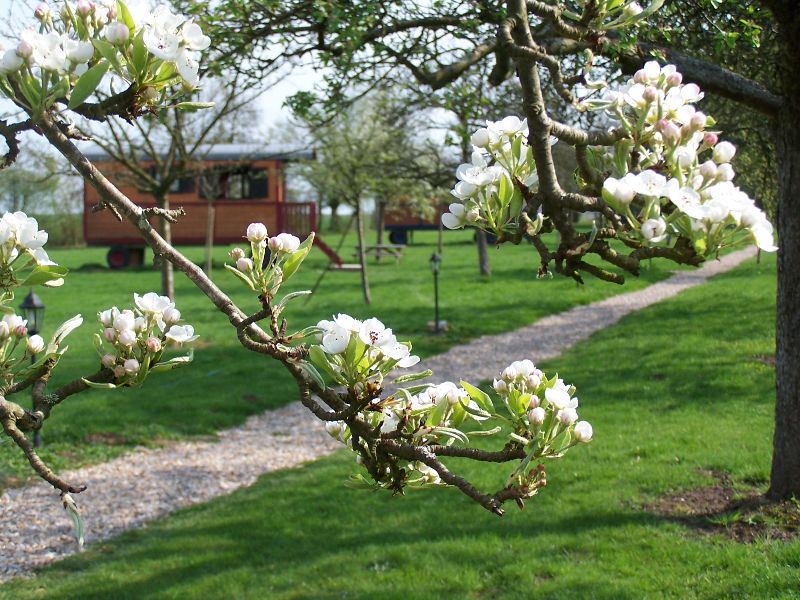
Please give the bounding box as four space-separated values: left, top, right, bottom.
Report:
0 246 756 582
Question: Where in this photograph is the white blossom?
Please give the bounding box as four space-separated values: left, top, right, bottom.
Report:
134 292 174 315
442 203 467 230
641 217 668 242
269 233 300 253
165 324 198 344
246 222 268 242
321 323 349 354
574 421 593 442
26 334 44 354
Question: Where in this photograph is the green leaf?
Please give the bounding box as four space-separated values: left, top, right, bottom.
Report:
48 314 83 352
392 369 432 384
497 173 511 208
308 345 339 381
458 398 492 420
224 264 256 290
20 264 69 287
275 290 312 314
116 0 136 33
61 493 85 550
130 30 148 77
469 425 502 437
297 360 326 390
68 61 109 109
173 101 216 112
149 350 194 373
511 134 524 163
282 232 315 281
460 380 494 414
81 378 118 390
508 187 523 221
92 39 122 73
427 397 449 427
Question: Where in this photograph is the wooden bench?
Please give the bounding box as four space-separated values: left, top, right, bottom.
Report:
353 244 405 263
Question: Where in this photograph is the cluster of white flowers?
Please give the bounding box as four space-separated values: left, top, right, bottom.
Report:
0 211 56 267
442 116 539 235
311 314 420 388
323 358 592 494
138 4 210 87
0 0 210 114
492 359 592 445
584 61 776 254
226 222 312 299
96 292 196 384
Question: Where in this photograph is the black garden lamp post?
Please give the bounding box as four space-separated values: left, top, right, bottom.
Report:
19 290 45 447
429 252 442 333
20 290 45 335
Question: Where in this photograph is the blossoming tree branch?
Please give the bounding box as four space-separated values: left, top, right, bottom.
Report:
0 0 776 541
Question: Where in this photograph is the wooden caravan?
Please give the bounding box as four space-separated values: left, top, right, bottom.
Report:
82 143 316 267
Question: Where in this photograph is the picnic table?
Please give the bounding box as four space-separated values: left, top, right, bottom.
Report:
353 244 406 263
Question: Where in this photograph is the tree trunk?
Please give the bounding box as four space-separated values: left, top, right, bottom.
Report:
156 193 175 300
355 199 371 304
476 229 491 276
767 2 800 500
330 200 341 231
375 201 386 262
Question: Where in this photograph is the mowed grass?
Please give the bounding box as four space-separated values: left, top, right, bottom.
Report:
0 228 677 490
0 255 788 599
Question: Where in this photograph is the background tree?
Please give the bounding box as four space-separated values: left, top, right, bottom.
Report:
295 93 438 303
78 77 262 298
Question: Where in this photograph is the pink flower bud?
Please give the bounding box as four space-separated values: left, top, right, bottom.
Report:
559 407 578 425
492 378 507 394
16 39 33 59
689 112 707 130
123 358 140 374
228 247 245 260
703 132 718 147
236 257 253 273
146 336 162 353
528 407 546 426
246 222 268 242
716 163 735 182
113 365 126 378
574 421 593 442
104 327 116 342
528 395 540 409
162 307 181 325
666 72 683 87
699 160 717 179
34 2 51 20
633 69 648 84
712 141 736 164
14 324 27 338
27 334 44 354
105 21 130 45
101 353 116 368
642 86 659 103
76 0 93 17
118 328 137 346
657 119 681 143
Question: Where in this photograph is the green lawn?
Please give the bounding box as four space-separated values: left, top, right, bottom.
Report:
0 255 788 599
0 229 677 490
